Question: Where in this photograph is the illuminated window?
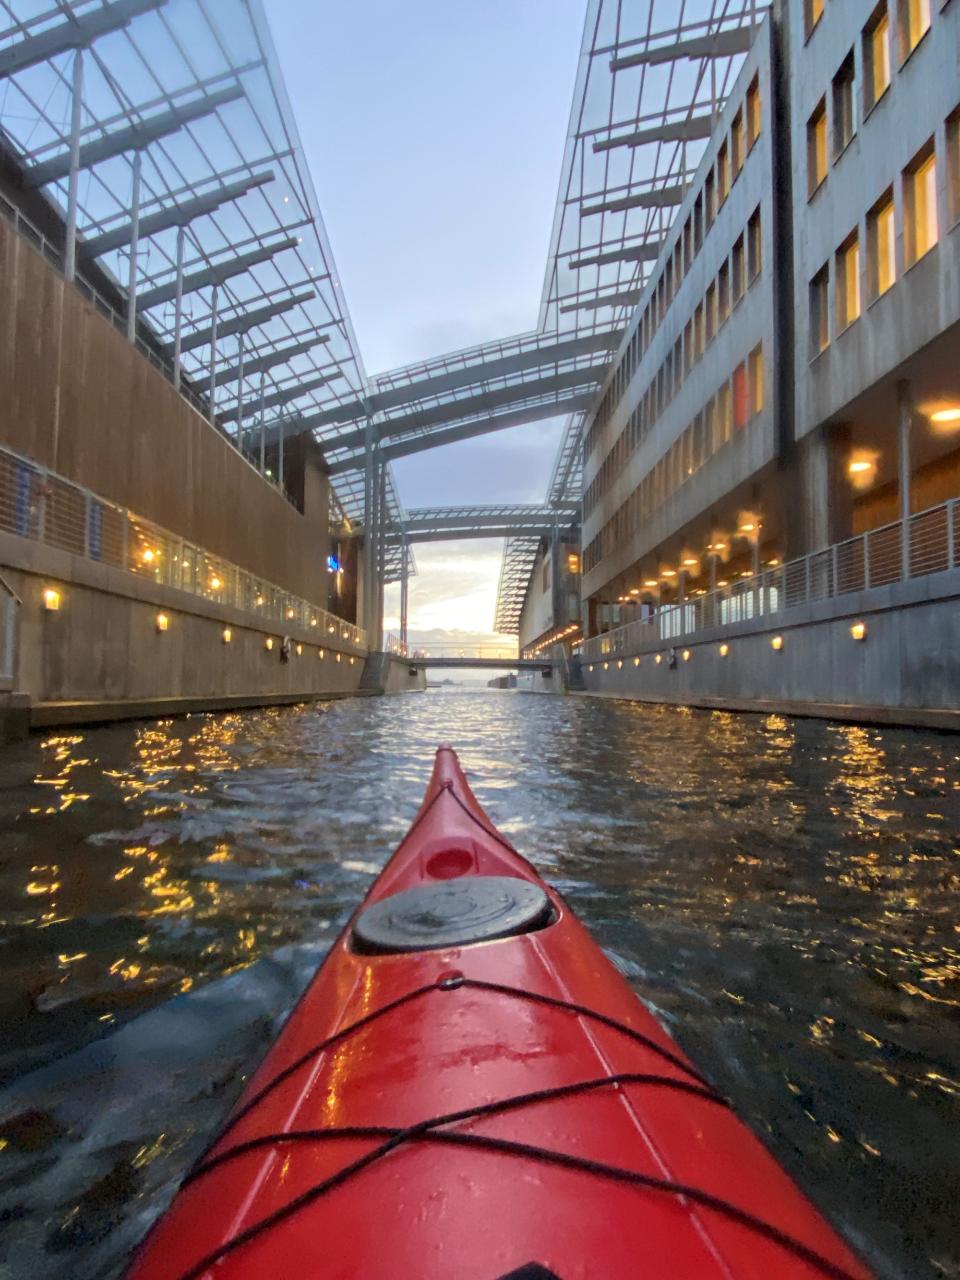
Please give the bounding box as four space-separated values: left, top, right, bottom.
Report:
748 207 762 280
733 363 749 430
705 170 716 230
863 4 891 112
867 188 896 299
731 109 744 177
807 98 827 196
810 264 830 356
732 234 745 303
749 345 765 416
705 281 717 343
567 553 580 574
904 145 938 265
694 302 704 359
717 140 730 207
835 231 861 331
805 0 824 38
746 75 761 150
897 0 930 60
948 109 960 226
832 53 856 158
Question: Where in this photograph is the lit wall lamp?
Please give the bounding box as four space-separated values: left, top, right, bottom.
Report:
588 664 594 673
210 576 222 591
655 654 663 665
335 653 342 663
771 635 784 651
265 637 274 651
617 659 623 669
222 627 232 644
682 649 691 661
719 642 730 657
634 656 641 667
255 594 264 607
286 608 295 621
42 587 61 612
349 656 356 666
295 643 303 656
318 648 325 660
929 406 960 431
156 613 169 633
603 662 609 671
850 621 867 641
141 547 156 564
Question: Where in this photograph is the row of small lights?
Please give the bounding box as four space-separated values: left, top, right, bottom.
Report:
615 521 764 601
138 549 341 634
41 587 356 662
587 622 868 671
524 623 582 659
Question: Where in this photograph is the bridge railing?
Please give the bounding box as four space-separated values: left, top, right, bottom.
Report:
0 442 366 651
408 644 522 661
580 497 959 660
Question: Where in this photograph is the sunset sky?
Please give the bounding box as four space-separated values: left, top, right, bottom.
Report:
262 0 587 642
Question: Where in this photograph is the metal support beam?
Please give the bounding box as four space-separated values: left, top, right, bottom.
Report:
213 337 325 386
81 170 274 259
326 394 596 474
137 236 299 310
376 460 387 647
0 0 167 77
172 225 185 391
258 374 267 474
363 416 375 642
176 289 317 353
593 113 713 153
400 534 409 651
610 25 756 71
218 374 341 425
208 284 218 425
26 85 243 188
559 288 645 314
64 49 83 284
568 239 664 270
126 149 142 342
581 184 684 217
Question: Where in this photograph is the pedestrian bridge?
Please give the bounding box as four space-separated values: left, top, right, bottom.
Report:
387 643 554 672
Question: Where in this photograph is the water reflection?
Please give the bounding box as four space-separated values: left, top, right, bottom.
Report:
0 692 957 1278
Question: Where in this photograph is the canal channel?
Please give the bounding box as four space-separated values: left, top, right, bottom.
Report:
0 690 957 1279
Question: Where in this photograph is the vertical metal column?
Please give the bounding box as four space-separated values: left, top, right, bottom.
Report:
376 460 387 649
208 284 219 425
235 332 245 454
400 533 409 653
258 373 266 474
898 380 912 581
126 150 142 343
278 417 284 492
64 50 83 283
172 225 185 392
362 416 376 642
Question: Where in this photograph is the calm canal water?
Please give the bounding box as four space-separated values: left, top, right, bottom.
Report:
0 690 957 1279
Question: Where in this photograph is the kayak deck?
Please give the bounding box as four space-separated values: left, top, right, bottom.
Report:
126 746 869 1280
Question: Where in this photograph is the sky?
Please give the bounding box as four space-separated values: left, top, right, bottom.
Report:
261 0 588 643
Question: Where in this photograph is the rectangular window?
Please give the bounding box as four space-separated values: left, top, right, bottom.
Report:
805 0 825 37
733 363 749 429
808 98 827 195
705 282 717 343
683 216 692 267
835 230 862 331
810 264 830 356
694 195 703 252
684 319 693 374
749 345 765 416
747 75 761 150
897 0 931 60
904 145 938 265
948 109 960 226
832 52 856 157
748 207 762 279
863 4 891 112
705 171 716 230
717 140 730 206
717 382 732 445
731 109 745 177
694 302 704 359
732 234 745 303
867 188 896 299
718 259 730 324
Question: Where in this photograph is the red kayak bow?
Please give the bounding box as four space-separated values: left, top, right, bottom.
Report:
127 745 869 1280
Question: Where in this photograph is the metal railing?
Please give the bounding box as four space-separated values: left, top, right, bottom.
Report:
409 644 523 660
0 443 366 650
581 497 959 660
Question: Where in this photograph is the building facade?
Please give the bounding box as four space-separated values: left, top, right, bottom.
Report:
576 0 960 724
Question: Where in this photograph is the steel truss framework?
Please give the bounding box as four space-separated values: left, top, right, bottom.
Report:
389 505 579 546
0 0 402 532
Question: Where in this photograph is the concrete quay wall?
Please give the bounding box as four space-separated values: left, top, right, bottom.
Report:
577 572 960 731
0 533 404 738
